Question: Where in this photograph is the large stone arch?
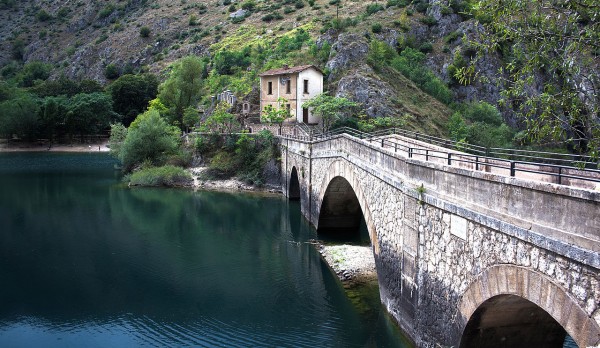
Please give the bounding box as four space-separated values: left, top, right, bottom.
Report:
316 160 380 254
457 264 600 348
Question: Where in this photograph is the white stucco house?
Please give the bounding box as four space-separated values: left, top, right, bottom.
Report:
258 65 324 124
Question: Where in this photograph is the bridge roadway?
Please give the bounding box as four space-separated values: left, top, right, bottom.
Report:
279 129 600 348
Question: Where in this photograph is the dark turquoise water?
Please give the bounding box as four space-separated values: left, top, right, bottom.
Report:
0 153 410 348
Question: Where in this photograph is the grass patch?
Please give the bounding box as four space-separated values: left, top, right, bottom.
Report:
128 165 192 187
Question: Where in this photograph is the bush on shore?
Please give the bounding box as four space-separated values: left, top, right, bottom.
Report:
127 165 192 187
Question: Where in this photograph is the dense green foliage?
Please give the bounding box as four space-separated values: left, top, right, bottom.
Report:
157 56 205 126
366 41 452 105
128 165 192 187
261 97 289 132
108 74 159 126
0 75 118 142
110 109 187 172
213 48 251 75
447 101 515 148
302 94 359 131
200 103 240 134
462 0 600 155
195 130 278 185
389 48 452 105
0 92 40 141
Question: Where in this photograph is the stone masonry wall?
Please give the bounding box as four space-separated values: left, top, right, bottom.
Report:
281 134 600 347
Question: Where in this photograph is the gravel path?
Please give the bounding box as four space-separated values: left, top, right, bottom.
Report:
318 244 377 285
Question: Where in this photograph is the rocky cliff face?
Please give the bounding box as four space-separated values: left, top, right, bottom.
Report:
325 33 451 136
326 33 399 119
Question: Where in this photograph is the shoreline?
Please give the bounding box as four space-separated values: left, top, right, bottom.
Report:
188 166 282 195
0 141 110 153
317 243 377 287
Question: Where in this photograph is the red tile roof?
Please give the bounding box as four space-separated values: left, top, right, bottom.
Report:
259 65 322 76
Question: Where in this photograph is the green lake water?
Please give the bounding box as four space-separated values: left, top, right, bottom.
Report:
0 152 411 347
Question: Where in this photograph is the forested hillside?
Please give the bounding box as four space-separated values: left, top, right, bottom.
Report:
1 0 598 156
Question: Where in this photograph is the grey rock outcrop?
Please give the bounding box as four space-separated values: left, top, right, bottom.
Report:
325 33 369 82
325 33 401 119
229 9 247 19
336 68 397 118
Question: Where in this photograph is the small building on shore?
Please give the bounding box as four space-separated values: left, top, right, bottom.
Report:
259 65 323 124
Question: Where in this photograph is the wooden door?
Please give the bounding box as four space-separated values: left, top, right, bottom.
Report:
303 108 309 123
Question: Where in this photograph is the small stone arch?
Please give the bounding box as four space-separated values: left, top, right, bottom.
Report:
316 160 380 254
288 166 301 200
457 264 600 348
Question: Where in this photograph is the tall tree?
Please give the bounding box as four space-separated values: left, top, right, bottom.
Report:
302 94 358 131
0 93 40 141
65 93 118 140
117 109 181 172
157 56 204 127
200 103 239 134
108 73 158 126
459 0 600 156
261 97 289 134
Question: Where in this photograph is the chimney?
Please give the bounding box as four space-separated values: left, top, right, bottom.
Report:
283 64 289 69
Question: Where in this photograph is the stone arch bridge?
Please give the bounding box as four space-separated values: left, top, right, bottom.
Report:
279 129 600 348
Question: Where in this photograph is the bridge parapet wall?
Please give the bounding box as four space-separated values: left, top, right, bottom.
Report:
306 134 600 261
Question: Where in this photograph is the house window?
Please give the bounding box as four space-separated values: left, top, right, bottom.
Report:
303 79 309 94
286 80 291 94
267 81 273 95
286 104 291 116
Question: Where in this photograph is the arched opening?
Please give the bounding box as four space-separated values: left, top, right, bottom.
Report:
460 294 568 348
317 176 369 244
288 167 300 200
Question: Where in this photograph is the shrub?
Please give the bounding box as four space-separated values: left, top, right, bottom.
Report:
117 109 181 172
128 165 192 187
443 30 461 44
367 40 397 71
386 0 408 7
413 0 428 13
371 23 383 33
447 112 469 141
262 12 283 21
390 48 452 104
11 38 25 60
104 64 120 80
98 4 115 19
366 3 384 15
241 0 256 11
213 48 251 75
418 41 433 53
447 102 515 148
209 150 237 176
461 101 503 126
35 9 52 21
419 15 437 26
140 26 151 37
16 61 52 87
294 0 305 9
